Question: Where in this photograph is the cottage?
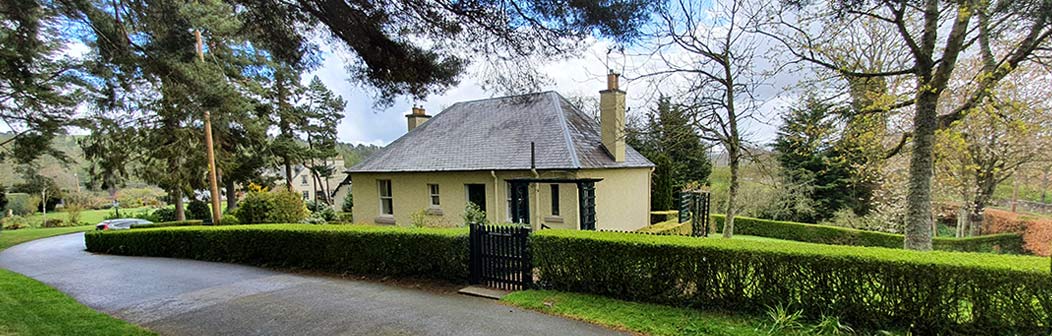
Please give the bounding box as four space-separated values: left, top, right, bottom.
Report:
347 73 654 230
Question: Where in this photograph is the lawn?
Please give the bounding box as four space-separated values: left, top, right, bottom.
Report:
20 207 151 227
502 290 870 336
0 226 155 335
0 226 95 250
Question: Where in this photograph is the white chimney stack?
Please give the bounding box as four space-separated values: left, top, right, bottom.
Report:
600 71 626 162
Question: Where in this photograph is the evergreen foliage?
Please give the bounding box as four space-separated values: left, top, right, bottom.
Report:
769 97 859 223
628 96 712 210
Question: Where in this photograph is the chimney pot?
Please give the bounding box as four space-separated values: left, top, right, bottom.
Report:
406 106 431 132
606 72 620 91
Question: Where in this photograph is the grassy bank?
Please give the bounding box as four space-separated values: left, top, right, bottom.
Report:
0 269 154 335
0 227 154 335
502 290 868 336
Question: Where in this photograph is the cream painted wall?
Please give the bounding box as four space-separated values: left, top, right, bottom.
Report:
578 167 652 231
350 168 649 231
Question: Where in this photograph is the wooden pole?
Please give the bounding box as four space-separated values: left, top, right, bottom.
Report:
196 29 223 224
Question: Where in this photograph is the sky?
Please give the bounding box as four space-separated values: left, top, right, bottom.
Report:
307 38 792 148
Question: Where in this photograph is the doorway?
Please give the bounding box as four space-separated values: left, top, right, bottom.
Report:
465 184 487 212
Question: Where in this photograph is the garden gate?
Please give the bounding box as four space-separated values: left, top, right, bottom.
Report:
679 190 711 237
469 223 532 290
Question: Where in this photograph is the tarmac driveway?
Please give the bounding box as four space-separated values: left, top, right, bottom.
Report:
0 233 624 336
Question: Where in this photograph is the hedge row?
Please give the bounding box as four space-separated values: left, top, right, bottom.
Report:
531 230 1052 334
85 225 468 280
129 220 203 229
713 214 1026 254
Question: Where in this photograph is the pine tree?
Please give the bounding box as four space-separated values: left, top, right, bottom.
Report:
771 96 858 223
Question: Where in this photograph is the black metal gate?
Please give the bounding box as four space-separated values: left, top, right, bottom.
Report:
469 224 532 290
678 190 711 237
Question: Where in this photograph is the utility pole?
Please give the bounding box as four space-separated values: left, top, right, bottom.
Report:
196 29 223 224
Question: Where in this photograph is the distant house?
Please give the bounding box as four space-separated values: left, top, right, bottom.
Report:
274 159 346 204
346 73 654 230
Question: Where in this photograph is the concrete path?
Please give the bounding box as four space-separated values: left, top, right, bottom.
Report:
0 233 624 336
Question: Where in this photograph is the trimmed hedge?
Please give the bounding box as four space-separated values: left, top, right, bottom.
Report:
531 229 1052 334
713 214 1026 254
85 225 468 280
129 220 203 229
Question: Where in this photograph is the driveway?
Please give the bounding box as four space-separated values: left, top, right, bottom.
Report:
0 233 623 336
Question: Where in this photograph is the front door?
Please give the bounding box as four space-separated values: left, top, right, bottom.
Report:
466 184 487 212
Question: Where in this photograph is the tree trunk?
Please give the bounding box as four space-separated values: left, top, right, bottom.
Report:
723 146 740 238
956 205 967 238
283 157 293 191
904 91 937 250
173 188 185 221
1041 168 1049 204
968 204 983 236
226 178 237 210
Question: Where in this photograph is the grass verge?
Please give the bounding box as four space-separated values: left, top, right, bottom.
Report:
0 226 95 250
0 269 154 336
1 227 155 335
503 290 802 336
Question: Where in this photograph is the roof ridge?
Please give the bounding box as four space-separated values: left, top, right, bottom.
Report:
549 92 581 169
446 90 557 105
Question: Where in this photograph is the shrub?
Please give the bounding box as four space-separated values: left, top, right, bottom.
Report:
267 190 309 223
6 193 40 216
116 187 165 208
40 218 67 228
65 203 84 226
341 193 353 213
713 214 1025 254
530 229 1052 334
85 225 468 280
307 201 336 222
1 216 28 230
462 202 488 225
186 200 211 221
236 190 309 224
235 191 272 224
150 207 178 222
335 212 354 223
130 220 203 229
219 214 240 226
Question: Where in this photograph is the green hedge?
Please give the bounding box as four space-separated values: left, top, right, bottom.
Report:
713 215 1026 254
85 225 468 280
129 220 203 229
531 229 1052 334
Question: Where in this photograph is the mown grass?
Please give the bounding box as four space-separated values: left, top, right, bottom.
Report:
1 226 155 335
502 290 883 336
0 269 154 336
0 226 95 250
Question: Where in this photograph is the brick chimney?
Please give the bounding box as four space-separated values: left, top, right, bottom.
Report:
600 71 626 162
406 105 431 132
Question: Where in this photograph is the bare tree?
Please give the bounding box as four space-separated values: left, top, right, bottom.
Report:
764 0 1052 250
636 0 770 237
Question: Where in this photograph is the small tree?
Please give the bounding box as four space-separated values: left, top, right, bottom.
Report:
341 193 353 213
463 202 488 225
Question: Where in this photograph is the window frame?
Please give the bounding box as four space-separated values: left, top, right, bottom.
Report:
378 180 394 215
550 184 560 216
428 184 440 207
301 175 309 185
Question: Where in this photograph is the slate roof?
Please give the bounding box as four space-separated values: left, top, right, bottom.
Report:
347 91 654 173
